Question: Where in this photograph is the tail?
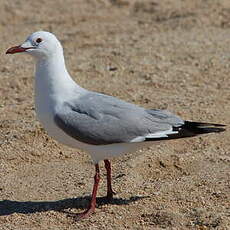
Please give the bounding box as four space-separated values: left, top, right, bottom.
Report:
145 121 226 142
178 121 226 137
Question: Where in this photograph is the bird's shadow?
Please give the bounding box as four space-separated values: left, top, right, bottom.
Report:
0 195 148 216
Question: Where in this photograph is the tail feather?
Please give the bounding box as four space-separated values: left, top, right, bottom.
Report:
145 121 226 142
179 121 226 136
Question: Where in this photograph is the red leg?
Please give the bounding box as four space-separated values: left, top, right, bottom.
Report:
76 164 100 220
104 159 115 200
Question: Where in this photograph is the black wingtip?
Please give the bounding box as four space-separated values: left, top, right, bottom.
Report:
185 121 226 128
144 121 226 142
183 121 226 134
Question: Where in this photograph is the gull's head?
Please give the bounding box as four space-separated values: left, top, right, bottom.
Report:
6 31 63 59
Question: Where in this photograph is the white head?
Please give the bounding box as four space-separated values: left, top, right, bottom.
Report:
6 31 63 59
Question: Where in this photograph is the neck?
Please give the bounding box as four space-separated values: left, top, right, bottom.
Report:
34 52 85 106
35 53 75 91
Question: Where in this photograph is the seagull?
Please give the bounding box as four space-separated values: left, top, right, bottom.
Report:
6 31 225 219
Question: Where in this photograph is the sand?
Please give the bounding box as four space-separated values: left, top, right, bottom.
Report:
0 0 229 229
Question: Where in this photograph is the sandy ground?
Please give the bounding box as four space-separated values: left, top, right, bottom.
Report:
0 0 230 229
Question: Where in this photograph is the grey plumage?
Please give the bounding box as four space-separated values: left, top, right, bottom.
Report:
54 91 185 145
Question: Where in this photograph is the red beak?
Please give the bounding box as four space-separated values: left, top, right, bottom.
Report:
6 45 34 54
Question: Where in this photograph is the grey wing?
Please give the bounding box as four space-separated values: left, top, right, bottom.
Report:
54 92 185 145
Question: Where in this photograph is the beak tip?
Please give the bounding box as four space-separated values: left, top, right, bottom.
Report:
5 45 28 54
6 47 16 55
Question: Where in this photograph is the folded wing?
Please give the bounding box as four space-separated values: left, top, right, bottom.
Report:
54 92 225 145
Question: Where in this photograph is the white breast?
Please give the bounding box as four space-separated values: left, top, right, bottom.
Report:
34 74 87 149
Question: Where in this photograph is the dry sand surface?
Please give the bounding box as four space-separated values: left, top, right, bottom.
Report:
0 0 230 229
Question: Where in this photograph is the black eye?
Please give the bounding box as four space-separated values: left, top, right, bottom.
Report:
36 38 42 43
